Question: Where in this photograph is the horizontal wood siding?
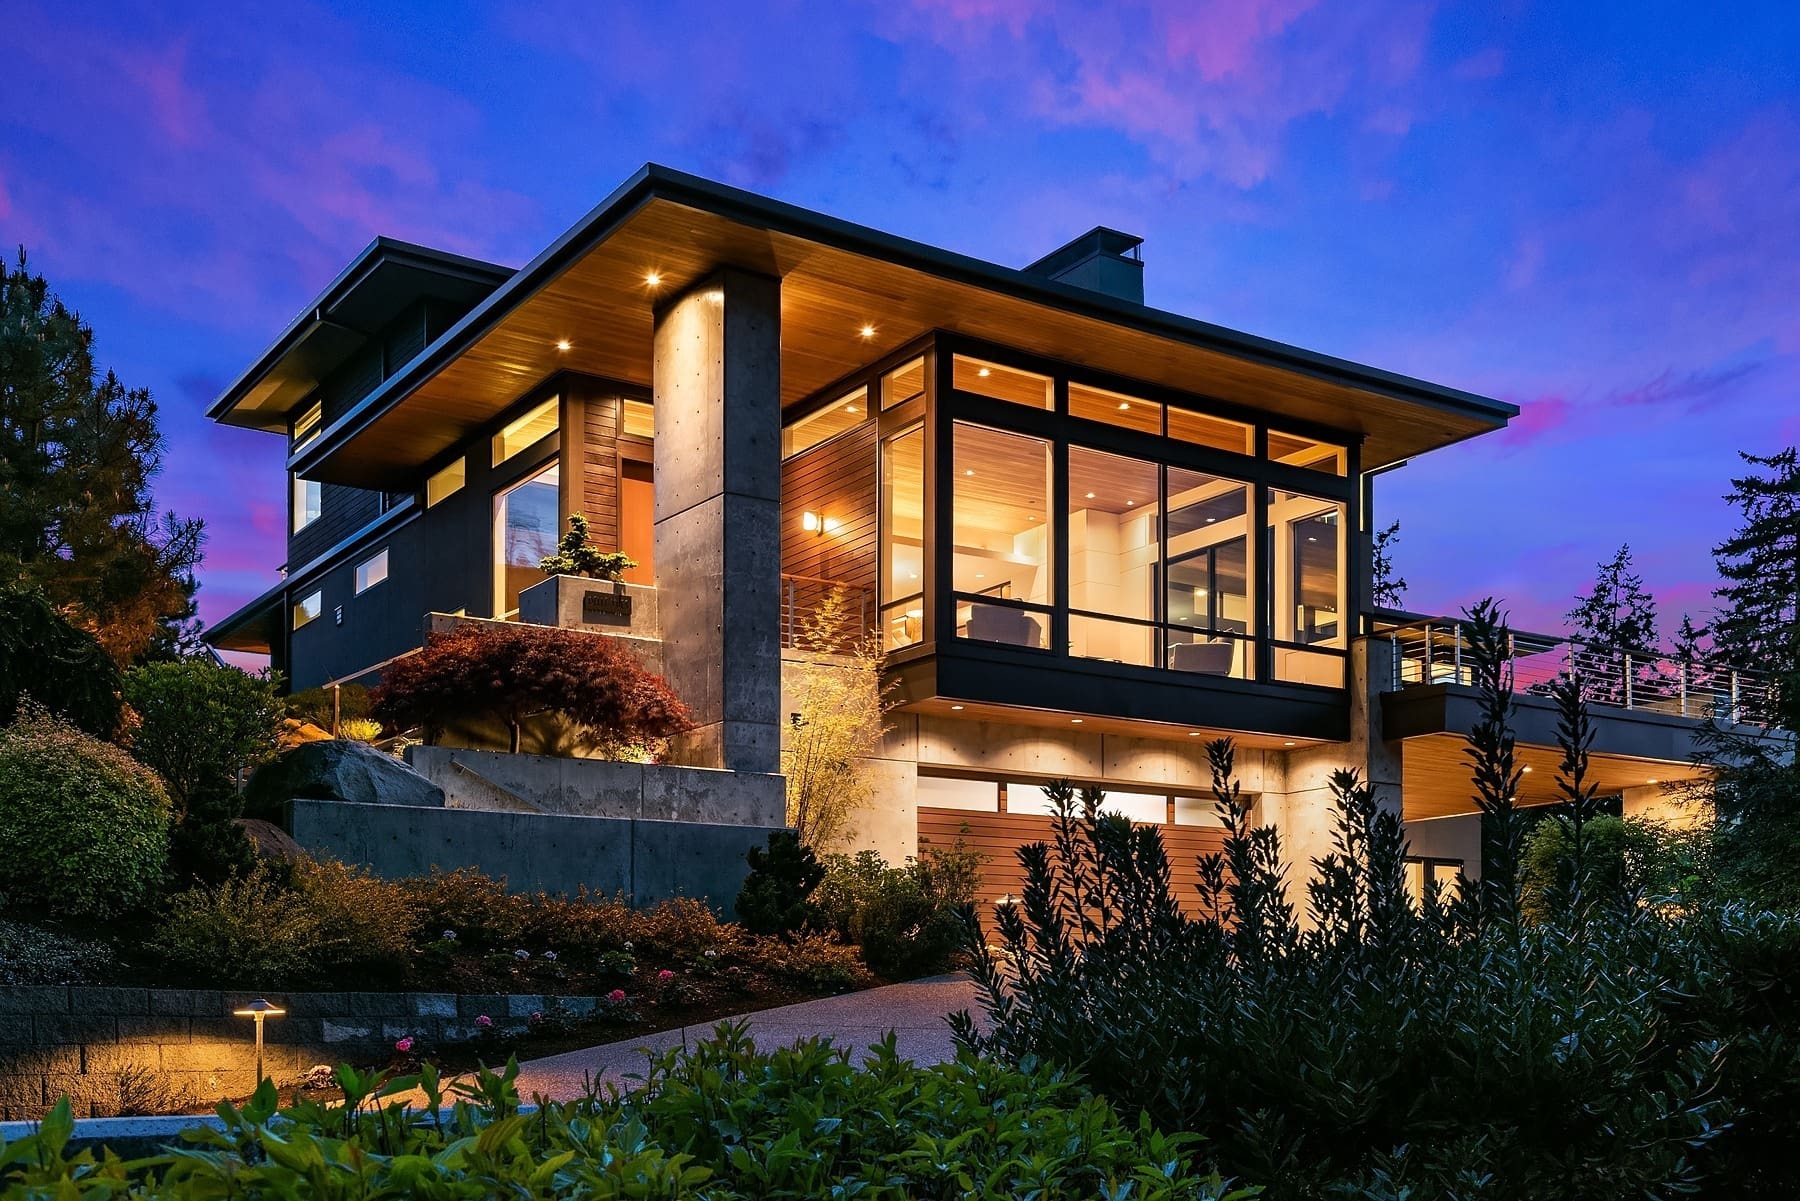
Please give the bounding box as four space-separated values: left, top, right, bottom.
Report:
781 424 878 592
289 484 382 568
919 806 1226 918
578 388 622 550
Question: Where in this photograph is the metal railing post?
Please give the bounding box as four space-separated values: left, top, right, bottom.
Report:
1730 671 1741 725
1424 622 1435 682
1391 635 1401 691
1624 651 1634 710
1452 622 1464 685
1679 659 1689 718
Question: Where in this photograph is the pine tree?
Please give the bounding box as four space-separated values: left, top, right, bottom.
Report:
1711 448 1800 733
1567 543 1660 654
0 250 204 664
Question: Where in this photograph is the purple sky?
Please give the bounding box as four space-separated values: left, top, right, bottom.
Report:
4 1 1796 641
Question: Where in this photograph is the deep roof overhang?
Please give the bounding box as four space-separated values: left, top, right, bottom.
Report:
286 164 1517 486
203 579 285 654
209 238 514 433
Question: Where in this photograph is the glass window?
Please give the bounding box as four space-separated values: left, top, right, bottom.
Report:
917 775 999 812
1067 446 1158 665
493 397 559 466
1069 382 1161 436
883 357 925 410
1005 782 1060 816
293 476 322 532
426 458 465 508
354 549 389 594
1169 406 1253 455
1098 791 1168 823
494 462 560 617
953 356 1052 409
1269 429 1346 475
291 401 322 449
292 590 322 630
881 425 925 650
1173 795 1226 827
622 398 655 439
952 423 1051 648
1165 467 1253 678
1269 487 1347 685
783 387 868 458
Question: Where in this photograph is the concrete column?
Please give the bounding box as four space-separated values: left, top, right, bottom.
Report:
651 270 783 774
1261 639 1405 889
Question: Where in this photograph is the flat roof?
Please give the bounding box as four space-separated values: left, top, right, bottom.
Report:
272 164 1513 484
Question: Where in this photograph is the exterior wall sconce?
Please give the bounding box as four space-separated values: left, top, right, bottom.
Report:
801 512 840 536
233 998 285 1083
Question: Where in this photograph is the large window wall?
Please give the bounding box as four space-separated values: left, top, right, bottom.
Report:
938 340 1357 690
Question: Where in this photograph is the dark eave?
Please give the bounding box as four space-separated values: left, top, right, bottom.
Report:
290 164 1517 483
208 237 514 433
203 578 286 654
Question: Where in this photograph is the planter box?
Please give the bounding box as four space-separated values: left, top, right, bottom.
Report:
518 575 659 638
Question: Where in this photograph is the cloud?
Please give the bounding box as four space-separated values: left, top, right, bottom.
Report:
1497 394 1573 449
1610 361 1766 413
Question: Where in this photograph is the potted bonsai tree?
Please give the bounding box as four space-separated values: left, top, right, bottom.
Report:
519 514 641 628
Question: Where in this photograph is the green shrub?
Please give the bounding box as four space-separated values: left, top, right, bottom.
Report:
960 751 1800 1197
0 918 116 985
749 933 872 992
735 829 824 935
0 585 121 738
816 841 982 979
152 858 417 987
0 709 170 917
6 1026 1243 1199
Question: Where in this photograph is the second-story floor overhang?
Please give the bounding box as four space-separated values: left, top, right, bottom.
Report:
289 164 1517 489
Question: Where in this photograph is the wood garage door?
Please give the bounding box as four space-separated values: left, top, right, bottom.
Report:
919 806 1227 919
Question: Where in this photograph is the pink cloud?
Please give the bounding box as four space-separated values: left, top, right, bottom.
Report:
1498 394 1572 448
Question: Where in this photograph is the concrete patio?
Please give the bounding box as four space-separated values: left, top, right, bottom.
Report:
511 973 983 1100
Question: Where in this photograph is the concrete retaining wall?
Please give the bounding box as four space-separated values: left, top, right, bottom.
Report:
407 746 785 827
0 987 591 1121
287 799 779 914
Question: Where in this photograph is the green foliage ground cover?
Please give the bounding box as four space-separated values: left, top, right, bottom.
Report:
0 1026 1251 1200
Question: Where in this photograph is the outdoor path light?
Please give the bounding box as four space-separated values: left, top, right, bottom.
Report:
232 998 285 1084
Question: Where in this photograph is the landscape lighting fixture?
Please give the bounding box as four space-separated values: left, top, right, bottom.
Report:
232 998 285 1084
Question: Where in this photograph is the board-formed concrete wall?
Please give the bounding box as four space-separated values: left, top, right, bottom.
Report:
406 746 784 827
286 799 778 915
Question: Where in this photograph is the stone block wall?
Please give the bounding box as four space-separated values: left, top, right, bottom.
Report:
0 986 598 1121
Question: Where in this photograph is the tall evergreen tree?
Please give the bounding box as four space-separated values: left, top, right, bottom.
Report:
1711 447 1800 733
0 250 203 664
1567 543 1660 654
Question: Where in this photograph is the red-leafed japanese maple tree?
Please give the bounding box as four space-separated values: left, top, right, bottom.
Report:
372 622 692 756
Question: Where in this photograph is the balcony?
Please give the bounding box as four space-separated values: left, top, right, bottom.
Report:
1373 615 1772 725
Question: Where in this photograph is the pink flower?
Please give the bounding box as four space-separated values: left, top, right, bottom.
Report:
475 1014 493 1029
607 989 626 1003
657 969 674 981
394 1036 414 1053
530 1010 543 1022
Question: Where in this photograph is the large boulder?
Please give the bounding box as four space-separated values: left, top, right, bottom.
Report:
245 739 444 819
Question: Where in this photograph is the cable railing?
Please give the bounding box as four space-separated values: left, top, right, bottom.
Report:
780 573 876 651
1372 616 1773 725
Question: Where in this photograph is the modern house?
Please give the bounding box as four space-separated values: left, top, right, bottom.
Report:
206 164 1766 904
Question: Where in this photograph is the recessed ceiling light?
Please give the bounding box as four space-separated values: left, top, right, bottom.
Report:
1522 765 1533 774
844 404 859 413
645 271 662 287
1647 777 1660 784
1070 718 1083 724
1118 402 1130 410
908 572 919 580
1187 731 1201 737
1283 740 1296 746
1126 500 1135 506
1085 491 1096 499
950 704 964 710
977 367 991 378
974 573 985 579
555 339 571 352
964 468 974 476
859 324 876 339
1206 516 1217 524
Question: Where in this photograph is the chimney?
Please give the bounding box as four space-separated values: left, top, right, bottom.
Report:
1022 227 1144 304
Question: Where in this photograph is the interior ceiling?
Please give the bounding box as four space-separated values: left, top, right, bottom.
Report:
1400 732 1705 820
307 196 1504 487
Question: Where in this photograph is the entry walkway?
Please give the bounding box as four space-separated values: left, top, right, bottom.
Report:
512 974 983 1101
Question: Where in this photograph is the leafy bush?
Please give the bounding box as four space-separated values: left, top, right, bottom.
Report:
337 716 384 743
0 585 121 738
122 659 283 886
537 512 636 580
735 830 825 935
152 859 417 987
372 622 692 755
0 918 117 985
0 708 170 916
817 841 982 979
749 933 872 992
959 744 1800 1197
5 1027 1244 1200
